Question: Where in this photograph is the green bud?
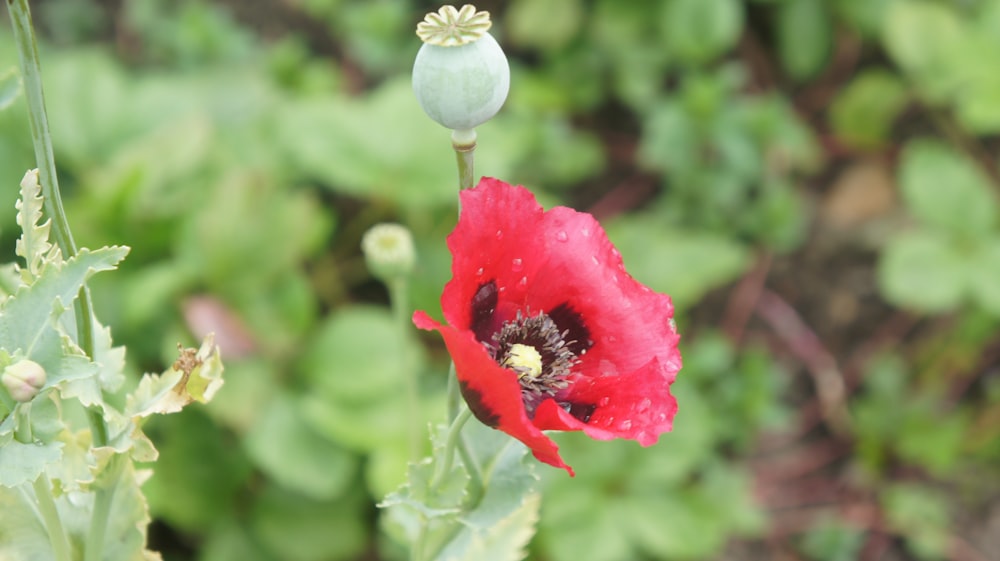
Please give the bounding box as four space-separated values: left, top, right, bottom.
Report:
412 5 510 131
2 359 46 403
362 223 416 282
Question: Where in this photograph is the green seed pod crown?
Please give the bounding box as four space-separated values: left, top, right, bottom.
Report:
412 5 510 131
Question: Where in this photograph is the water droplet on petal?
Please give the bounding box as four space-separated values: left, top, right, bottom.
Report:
518 276 528 287
556 230 568 242
591 255 600 266
476 267 484 276
496 229 504 240
656 412 667 423
511 258 523 272
581 227 590 238
611 273 619 284
638 398 651 413
598 396 610 407
619 419 632 431
668 318 677 332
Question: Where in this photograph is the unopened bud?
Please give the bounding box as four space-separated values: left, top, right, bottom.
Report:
3 359 46 403
362 223 416 282
412 5 510 131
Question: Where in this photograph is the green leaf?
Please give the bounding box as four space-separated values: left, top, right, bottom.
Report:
507 0 583 51
662 0 743 65
143 409 252 532
899 140 998 236
243 393 358 500
968 239 1000 316
798 519 865 561
276 78 518 208
605 216 750 310
0 438 63 487
877 231 967 313
905 146 992 231
14 169 56 281
776 0 831 80
0 484 51 559
298 306 424 404
438 492 540 561
830 71 909 149
0 67 21 111
250 484 368 561
881 484 950 560
0 246 129 357
882 0 963 101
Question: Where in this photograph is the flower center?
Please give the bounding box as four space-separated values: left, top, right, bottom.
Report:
488 310 580 414
502 343 543 380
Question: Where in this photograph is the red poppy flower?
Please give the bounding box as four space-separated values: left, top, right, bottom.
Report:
413 178 682 475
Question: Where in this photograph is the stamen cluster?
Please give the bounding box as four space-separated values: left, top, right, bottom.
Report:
487 310 579 414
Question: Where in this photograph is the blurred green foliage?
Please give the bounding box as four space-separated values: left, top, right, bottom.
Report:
2 0 999 560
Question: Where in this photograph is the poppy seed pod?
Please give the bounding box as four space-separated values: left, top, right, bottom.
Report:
412 5 510 131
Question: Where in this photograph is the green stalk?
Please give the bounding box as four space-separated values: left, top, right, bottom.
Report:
430 407 473 489
32 475 73 561
6 0 99 385
451 128 476 191
84 455 124 561
7 3 114 560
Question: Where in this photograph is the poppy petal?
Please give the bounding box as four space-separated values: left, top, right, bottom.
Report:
412 310 574 474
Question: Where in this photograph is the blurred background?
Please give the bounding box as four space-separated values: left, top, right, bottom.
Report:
1 0 999 559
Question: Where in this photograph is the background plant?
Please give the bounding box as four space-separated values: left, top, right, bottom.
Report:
1 0 998 560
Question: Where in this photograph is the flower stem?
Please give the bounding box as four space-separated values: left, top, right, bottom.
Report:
7 2 112 559
32 475 73 561
84 454 124 561
389 276 422 460
6 0 100 380
431 406 473 489
451 128 477 190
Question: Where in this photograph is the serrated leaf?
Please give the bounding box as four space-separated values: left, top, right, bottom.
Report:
439 492 540 561
0 246 129 357
0 439 63 487
126 334 223 417
0 484 51 559
14 169 56 281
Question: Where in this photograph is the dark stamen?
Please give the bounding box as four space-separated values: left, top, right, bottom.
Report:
487 308 581 416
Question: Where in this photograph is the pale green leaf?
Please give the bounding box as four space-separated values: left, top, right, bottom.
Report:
439 493 540 561
0 485 51 559
898 140 998 236
0 246 129 357
883 0 963 100
662 0 743 64
877 231 967 313
14 169 56 281
243 393 358 500
0 439 63 487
